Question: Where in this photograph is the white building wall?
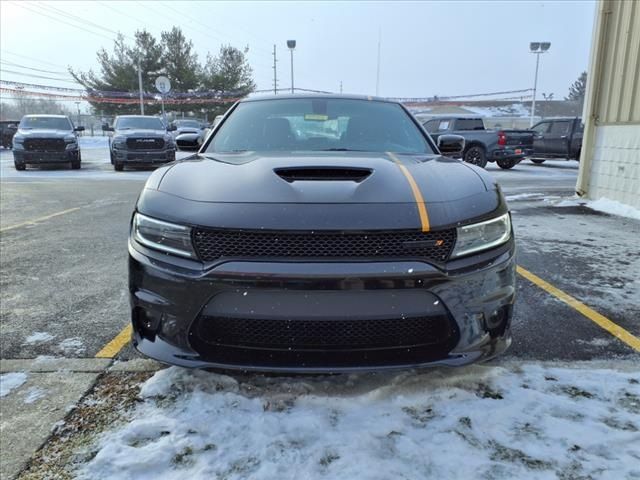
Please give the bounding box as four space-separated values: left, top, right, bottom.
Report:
588 125 640 208
577 0 640 209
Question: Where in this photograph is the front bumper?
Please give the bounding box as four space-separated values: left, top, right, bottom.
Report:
129 238 515 373
13 149 79 164
112 148 176 164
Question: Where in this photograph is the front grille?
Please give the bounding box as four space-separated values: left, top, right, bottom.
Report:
196 315 455 349
24 138 65 151
193 229 456 262
126 137 165 150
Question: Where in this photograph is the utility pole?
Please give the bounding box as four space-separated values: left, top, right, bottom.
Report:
137 62 145 115
340 81 343 94
75 101 81 127
272 44 278 95
375 27 381 96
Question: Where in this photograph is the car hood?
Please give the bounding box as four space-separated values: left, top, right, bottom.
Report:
140 152 503 230
156 151 491 204
114 129 167 137
16 129 72 138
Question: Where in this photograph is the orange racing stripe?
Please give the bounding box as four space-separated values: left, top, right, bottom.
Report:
387 152 430 232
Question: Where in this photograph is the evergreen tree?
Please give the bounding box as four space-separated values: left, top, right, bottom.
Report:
160 27 200 92
566 71 587 104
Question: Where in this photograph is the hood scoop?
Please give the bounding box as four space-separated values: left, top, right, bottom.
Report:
274 166 372 183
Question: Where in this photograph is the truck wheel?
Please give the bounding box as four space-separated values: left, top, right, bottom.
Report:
463 146 487 168
531 158 546 164
114 162 124 171
497 158 517 170
71 160 81 169
14 161 26 171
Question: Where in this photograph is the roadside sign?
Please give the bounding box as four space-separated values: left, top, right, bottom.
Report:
155 76 171 94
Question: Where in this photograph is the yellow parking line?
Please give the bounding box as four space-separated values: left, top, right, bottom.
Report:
517 266 640 352
95 324 132 358
0 207 82 233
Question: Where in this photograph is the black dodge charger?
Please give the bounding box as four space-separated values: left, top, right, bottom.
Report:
129 95 515 372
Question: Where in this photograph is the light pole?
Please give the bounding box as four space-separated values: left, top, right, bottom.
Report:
287 40 296 94
75 101 81 127
529 41 550 127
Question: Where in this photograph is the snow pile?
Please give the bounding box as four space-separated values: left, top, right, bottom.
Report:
79 137 109 149
77 364 640 480
588 198 640 220
556 197 640 220
0 372 28 397
23 331 55 344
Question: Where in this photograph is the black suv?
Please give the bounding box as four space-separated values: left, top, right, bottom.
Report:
106 115 176 171
12 115 84 170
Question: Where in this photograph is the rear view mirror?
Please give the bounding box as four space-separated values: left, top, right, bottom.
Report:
74 126 85 132
437 134 465 158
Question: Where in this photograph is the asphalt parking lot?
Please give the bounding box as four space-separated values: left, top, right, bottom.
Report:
1 139 639 479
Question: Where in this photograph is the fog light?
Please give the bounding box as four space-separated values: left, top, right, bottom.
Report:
133 306 162 339
485 305 511 336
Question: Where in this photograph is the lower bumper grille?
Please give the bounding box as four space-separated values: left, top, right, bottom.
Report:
195 314 456 350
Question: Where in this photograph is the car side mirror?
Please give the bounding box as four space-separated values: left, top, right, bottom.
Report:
167 124 177 132
103 125 114 132
437 134 465 158
74 126 85 132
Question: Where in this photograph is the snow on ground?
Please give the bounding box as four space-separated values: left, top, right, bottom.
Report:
76 363 640 480
23 331 55 344
57 337 86 356
23 386 47 404
556 197 640 220
0 372 28 397
505 193 545 201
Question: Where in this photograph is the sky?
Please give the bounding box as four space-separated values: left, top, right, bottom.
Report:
0 0 596 110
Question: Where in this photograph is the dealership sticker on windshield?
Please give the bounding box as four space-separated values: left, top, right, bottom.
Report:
304 114 329 121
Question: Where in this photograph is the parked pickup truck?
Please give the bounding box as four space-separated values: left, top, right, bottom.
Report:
421 116 534 169
529 117 583 163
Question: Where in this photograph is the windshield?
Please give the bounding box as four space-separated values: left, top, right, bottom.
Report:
115 117 164 130
207 98 434 154
19 116 72 130
174 120 201 128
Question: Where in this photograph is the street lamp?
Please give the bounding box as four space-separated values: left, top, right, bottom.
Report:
75 101 81 128
287 40 296 94
529 41 551 127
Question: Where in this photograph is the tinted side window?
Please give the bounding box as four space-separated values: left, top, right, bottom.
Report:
550 121 571 135
423 120 440 133
531 122 550 134
454 118 484 130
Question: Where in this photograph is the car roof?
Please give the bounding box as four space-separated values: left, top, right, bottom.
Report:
241 93 398 104
115 115 163 119
22 114 69 118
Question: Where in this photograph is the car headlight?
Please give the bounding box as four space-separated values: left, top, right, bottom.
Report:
164 135 175 147
451 212 511 258
112 136 126 149
132 213 196 258
65 137 78 150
